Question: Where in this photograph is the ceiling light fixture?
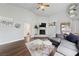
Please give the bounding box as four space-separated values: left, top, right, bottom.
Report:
36 3 49 11
68 4 78 18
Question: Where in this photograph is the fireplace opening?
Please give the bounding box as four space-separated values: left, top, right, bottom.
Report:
39 30 45 35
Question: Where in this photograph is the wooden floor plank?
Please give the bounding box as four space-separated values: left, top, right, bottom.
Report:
0 39 31 56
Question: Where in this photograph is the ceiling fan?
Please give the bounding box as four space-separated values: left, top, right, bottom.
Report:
36 3 50 11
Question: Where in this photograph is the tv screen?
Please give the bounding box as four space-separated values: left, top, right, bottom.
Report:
39 23 46 27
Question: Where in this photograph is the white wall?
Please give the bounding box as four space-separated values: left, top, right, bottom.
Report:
50 11 73 34
35 16 57 37
0 4 38 44
0 4 79 44
51 11 79 34
36 9 79 37
72 20 79 34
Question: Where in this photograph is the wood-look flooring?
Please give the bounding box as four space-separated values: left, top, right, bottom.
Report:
0 40 31 56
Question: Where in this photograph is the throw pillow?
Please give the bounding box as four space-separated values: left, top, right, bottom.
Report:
65 33 79 43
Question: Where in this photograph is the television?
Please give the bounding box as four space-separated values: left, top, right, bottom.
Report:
39 23 46 27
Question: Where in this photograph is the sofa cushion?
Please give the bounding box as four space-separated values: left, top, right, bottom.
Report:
61 39 75 46
60 42 78 52
65 33 79 43
57 45 78 56
56 34 64 39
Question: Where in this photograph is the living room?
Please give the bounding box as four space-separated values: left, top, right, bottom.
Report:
0 3 79 56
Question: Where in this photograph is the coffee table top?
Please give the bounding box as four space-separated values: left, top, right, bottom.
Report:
25 39 55 56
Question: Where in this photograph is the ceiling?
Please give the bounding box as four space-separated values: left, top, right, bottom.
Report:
0 3 71 17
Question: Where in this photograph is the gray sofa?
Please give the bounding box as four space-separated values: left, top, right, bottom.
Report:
53 36 78 56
